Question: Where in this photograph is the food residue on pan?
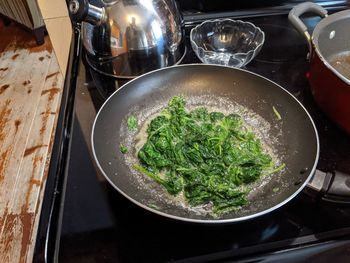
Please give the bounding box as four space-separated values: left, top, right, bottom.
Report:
329 51 350 80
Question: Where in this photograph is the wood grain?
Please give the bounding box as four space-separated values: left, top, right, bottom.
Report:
0 20 64 262
44 16 72 75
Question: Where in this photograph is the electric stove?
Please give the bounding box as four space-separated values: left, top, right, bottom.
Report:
34 1 350 262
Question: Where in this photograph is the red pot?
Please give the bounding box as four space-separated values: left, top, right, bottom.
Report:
289 2 350 134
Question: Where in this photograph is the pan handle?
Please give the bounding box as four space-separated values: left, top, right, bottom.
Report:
288 2 328 55
307 170 350 204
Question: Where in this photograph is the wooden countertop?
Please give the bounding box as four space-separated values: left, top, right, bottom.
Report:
0 19 65 262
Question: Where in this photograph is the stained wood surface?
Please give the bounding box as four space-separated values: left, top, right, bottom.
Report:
0 19 64 262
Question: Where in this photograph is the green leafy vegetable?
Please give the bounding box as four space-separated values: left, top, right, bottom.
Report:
273 187 280 193
120 144 128 154
134 96 280 215
266 163 285 176
147 202 161 210
272 106 282 121
127 115 138 131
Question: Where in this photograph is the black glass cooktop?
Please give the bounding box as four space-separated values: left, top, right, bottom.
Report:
37 11 350 263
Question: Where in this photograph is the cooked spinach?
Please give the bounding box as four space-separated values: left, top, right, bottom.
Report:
273 187 280 193
127 115 138 131
135 96 277 215
272 106 282 121
120 144 128 154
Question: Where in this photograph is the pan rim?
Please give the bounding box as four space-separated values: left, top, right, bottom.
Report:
91 63 320 224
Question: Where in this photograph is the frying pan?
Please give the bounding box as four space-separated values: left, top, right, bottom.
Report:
92 64 319 223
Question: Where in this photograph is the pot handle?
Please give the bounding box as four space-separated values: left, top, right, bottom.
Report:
307 170 350 204
288 2 328 54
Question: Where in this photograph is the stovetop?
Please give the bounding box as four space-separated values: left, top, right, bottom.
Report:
34 7 350 263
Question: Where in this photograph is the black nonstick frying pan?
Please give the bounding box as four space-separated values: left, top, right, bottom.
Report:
92 64 319 223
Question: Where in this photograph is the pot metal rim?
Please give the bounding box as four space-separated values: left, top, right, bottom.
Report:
312 9 350 86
